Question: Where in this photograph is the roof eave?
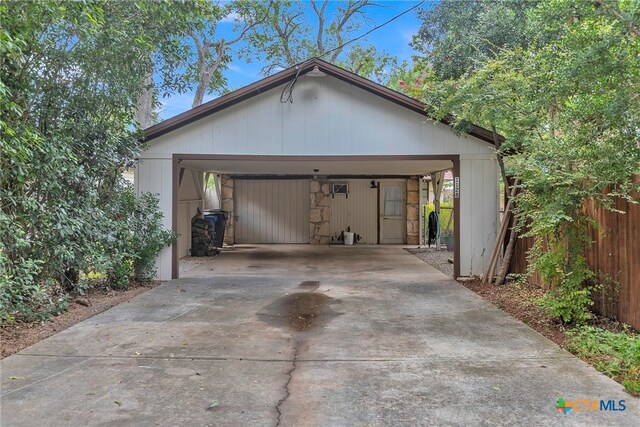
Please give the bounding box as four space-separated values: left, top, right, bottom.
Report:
142 58 502 145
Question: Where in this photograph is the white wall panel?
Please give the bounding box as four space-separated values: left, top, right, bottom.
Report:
176 169 204 259
143 76 494 158
458 156 499 276
135 158 173 280
330 180 378 244
177 201 202 258
235 179 310 243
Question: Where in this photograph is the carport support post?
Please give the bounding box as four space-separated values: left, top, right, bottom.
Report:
452 157 460 278
172 154 179 279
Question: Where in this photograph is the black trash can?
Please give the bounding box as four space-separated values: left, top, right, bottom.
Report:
204 209 228 248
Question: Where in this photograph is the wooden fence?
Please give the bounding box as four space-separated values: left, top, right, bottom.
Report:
510 176 640 330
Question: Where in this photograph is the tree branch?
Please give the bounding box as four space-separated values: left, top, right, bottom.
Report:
310 0 329 55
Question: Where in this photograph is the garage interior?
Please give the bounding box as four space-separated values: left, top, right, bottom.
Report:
175 155 458 279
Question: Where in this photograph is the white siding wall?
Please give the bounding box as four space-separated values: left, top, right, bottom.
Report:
140 75 499 279
143 77 495 158
135 158 173 280
177 201 201 258
330 180 378 244
459 156 499 276
176 169 204 259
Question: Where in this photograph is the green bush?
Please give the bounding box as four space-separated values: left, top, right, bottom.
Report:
0 184 175 323
531 221 597 325
0 3 178 324
89 186 176 290
130 193 176 282
535 246 595 325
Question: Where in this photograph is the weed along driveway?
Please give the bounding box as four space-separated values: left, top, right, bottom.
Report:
1 246 636 426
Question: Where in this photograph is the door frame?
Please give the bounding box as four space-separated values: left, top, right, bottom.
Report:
378 179 407 244
172 154 461 279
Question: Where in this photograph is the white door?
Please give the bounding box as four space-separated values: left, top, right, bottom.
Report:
235 179 310 243
380 181 405 244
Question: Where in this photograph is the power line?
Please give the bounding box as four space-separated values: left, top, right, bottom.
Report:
281 0 426 103
317 0 426 62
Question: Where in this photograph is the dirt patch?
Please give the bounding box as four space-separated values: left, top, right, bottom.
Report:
1 282 158 359
459 278 566 345
179 256 211 275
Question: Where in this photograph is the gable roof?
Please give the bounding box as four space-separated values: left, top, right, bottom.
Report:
143 58 500 144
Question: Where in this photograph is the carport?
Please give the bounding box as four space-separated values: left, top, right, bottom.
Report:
136 59 499 280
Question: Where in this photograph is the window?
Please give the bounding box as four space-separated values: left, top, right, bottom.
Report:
383 185 403 216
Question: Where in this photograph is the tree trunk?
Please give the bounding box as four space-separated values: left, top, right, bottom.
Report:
134 73 155 129
192 77 209 108
496 214 518 285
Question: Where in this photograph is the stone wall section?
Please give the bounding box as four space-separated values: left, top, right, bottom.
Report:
310 179 331 244
220 175 234 245
406 176 420 245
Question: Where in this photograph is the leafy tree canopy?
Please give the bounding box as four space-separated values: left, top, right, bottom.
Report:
412 0 535 80
1 1 181 322
413 0 640 322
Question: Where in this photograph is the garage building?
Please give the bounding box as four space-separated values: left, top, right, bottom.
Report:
136 59 499 280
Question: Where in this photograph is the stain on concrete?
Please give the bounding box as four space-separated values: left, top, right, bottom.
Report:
257 292 339 332
248 251 285 260
298 281 320 291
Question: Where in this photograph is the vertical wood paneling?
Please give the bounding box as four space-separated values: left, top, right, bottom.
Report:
235 179 310 243
482 159 499 273
330 180 378 244
177 201 202 258
511 175 640 330
457 158 498 276
137 158 173 279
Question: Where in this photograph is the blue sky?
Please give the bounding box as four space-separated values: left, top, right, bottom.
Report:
159 0 424 120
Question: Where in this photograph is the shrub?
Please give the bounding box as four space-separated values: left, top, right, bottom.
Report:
99 186 176 289
126 190 176 282
0 186 175 323
565 325 640 396
531 220 597 325
535 247 595 325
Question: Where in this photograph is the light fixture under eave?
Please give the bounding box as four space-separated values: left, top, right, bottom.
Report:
306 65 326 78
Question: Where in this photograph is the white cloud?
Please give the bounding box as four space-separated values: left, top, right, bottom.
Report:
220 12 240 23
228 63 259 78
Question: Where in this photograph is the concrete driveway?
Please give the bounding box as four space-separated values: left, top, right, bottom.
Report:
1 246 636 426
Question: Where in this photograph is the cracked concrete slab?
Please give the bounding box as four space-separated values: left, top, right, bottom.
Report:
1 245 637 426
